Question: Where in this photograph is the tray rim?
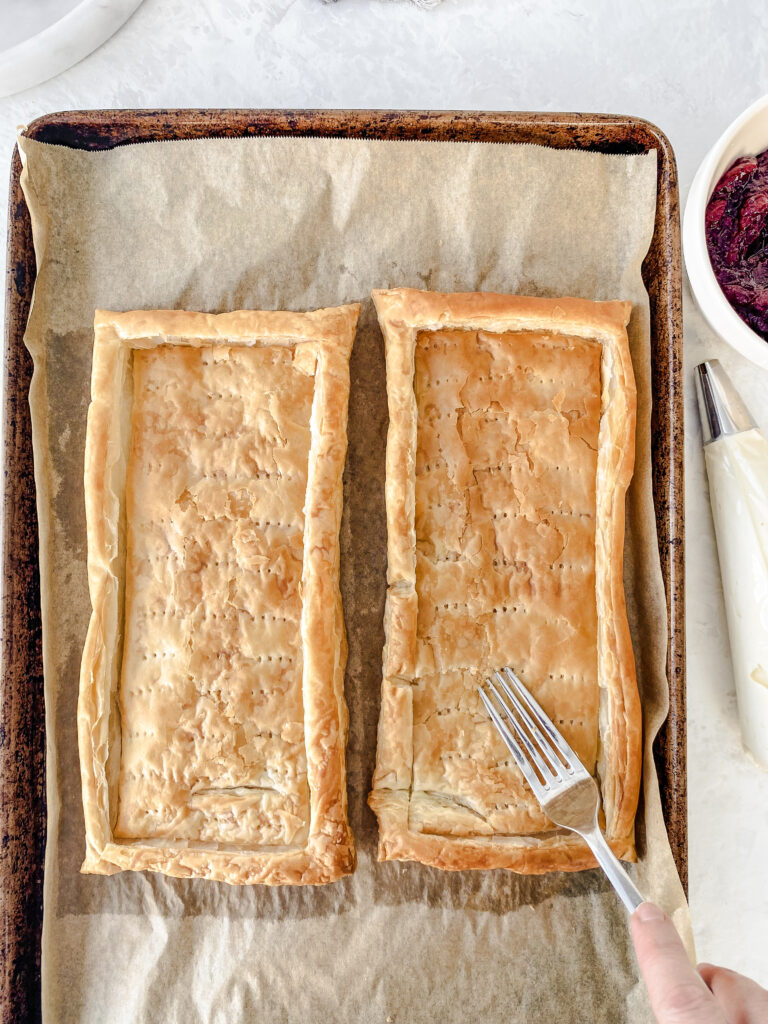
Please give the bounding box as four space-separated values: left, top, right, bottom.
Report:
21 106 679 150
2 107 685 1024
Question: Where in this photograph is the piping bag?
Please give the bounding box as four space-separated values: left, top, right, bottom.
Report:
696 359 768 768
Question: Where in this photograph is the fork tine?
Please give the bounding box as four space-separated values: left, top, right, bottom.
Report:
493 670 568 777
501 666 583 773
486 678 558 786
477 687 546 799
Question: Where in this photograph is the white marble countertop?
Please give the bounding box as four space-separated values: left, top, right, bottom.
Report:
1 0 766 993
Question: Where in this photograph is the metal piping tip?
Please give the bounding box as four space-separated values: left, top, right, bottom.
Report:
695 360 756 445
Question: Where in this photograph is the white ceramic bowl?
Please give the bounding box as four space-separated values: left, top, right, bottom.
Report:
0 0 144 98
683 94 768 369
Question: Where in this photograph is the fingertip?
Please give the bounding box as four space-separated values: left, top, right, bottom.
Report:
633 902 666 924
698 962 737 986
697 963 715 984
630 902 692 978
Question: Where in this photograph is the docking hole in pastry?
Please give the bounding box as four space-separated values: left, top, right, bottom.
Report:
368 289 641 874
78 305 359 884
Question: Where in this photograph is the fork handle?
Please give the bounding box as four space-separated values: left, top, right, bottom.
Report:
579 825 644 913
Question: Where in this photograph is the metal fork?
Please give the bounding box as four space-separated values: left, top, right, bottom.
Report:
478 666 643 912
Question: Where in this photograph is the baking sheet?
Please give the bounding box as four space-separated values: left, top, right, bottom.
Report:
18 132 691 1024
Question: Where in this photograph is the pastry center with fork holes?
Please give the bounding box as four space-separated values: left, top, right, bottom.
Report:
411 327 601 837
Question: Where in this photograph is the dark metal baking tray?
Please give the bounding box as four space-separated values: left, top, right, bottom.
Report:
2 109 685 1024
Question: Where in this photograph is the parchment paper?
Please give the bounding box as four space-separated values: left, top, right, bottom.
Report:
18 131 691 1024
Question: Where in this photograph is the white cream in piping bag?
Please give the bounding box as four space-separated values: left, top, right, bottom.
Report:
697 360 768 768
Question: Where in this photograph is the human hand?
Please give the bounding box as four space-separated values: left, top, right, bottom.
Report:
631 902 768 1023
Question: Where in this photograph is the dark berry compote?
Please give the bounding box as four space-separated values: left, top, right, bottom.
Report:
706 150 768 339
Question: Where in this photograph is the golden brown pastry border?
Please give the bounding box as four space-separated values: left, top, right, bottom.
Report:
368 287 642 874
78 304 359 885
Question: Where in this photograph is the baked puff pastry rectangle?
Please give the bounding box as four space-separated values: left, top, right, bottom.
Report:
78 305 359 884
368 288 641 874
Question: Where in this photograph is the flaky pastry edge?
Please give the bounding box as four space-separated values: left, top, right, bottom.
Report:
367 288 641 874
78 305 360 885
